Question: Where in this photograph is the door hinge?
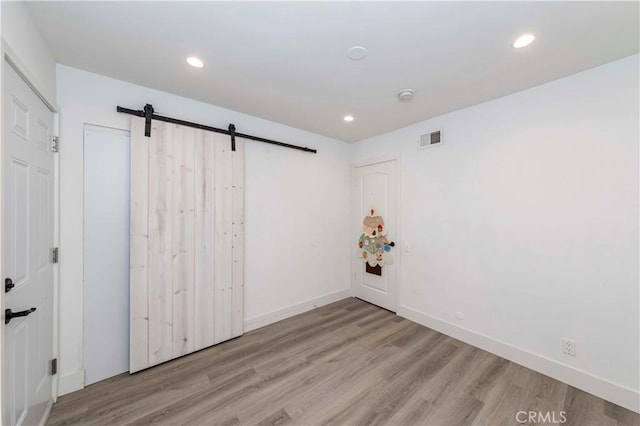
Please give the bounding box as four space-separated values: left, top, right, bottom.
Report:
51 247 59 264
51 136 59 152
51 358 58 375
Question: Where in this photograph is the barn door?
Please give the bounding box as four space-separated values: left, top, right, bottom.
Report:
129 117 244 373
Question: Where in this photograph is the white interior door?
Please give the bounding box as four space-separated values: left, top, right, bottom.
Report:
3 64 55 425
83 125 131 385
353 160 398 312
129 117 244 373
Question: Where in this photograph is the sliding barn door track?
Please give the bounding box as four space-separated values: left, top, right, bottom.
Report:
117 103 317 154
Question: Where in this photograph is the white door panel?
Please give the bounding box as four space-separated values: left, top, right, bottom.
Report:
7 159 30 287
6 318 28 425
84 125 131 385
353 160 398 311
3 63 55 426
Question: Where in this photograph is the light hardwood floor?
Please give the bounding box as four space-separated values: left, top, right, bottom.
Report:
48 298 638 426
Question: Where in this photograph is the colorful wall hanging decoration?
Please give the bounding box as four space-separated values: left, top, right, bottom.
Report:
357 209 394 270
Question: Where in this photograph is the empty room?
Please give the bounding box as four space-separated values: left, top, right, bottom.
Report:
1 1 638 425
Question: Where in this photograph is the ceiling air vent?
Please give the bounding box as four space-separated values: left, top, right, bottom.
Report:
418 129 443 150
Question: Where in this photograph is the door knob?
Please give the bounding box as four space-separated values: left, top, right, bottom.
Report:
5 307 36 325
5 278 15 293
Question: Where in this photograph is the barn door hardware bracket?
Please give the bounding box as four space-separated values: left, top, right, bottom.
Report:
143 104 154 137
116 104 317 154
229 124 236 151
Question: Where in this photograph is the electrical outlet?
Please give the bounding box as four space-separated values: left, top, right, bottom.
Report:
562 338 576 356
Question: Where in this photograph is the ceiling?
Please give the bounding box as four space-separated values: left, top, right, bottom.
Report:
27 1 639 142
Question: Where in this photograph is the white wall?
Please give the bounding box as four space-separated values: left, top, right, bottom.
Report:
56 65 352 394
352 54 639 411
1 1 56 101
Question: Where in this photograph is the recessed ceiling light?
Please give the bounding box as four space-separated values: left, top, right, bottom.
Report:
347 46 367 61
344 115 354 122
512 34 535 49
186 56 204 68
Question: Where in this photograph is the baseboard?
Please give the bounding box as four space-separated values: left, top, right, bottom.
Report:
58 369 85 396
397 305 640 413
244 289 351 332
38 400 53 426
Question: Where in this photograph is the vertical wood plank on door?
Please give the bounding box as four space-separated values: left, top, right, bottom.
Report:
131 120 243 371
194 131 216 350
214 133 233 343
172 125 196 358
129 117 149 372
231 139 245 338
148 121 174 366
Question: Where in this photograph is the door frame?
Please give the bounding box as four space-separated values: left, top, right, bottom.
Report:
351 154 402 313
0 41 61 422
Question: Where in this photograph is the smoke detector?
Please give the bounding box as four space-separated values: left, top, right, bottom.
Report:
347 46 368 61
397 89 415 102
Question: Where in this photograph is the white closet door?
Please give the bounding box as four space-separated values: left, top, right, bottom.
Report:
130 117 244 373
84 125 131 385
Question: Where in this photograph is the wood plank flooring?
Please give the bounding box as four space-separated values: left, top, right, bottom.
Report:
48 298 639 426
